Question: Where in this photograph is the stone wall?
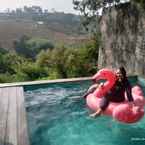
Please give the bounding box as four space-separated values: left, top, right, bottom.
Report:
98 2 145 76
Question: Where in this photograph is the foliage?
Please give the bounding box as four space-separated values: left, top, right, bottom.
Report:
26 38 54 58
36 47 68 78
36 40 99 78
0 37 100 83
73 0 145 32
0 47 8 54
14 36 54 59
0 51 27 82
14 35 30 58
132 0 145 9
0 73 14 83
73 0 121 14
0 52 16 74
73 0 121 22
16 62 48 81
0 5 102 83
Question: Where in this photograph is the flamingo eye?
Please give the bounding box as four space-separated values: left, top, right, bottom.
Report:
102 72 106 76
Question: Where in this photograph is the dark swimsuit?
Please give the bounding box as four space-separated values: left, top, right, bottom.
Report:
100 78 134 111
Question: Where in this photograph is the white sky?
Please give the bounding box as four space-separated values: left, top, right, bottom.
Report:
0 0 78 14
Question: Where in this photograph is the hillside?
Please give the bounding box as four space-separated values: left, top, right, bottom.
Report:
0 6 99 83
0 7 87 49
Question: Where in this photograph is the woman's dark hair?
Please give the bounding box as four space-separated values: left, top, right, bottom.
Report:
119 66 126 77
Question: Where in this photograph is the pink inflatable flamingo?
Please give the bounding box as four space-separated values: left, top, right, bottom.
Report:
86 69 145 123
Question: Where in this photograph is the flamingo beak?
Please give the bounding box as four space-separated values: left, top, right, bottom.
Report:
92 72 102 82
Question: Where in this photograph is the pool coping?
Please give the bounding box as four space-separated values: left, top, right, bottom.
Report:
0 77 92 88
0 75 143 88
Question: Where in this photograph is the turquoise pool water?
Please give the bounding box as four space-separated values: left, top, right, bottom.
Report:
25 80 145 145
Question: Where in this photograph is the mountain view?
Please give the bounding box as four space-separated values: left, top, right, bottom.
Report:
0 6 87 50
0 5 98 83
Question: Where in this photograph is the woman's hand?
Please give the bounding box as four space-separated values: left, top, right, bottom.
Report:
89 113 97 118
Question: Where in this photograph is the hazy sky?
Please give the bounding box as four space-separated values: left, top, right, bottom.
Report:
0 0 78 14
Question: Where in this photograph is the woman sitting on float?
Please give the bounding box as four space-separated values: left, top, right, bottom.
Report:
84 66 145 123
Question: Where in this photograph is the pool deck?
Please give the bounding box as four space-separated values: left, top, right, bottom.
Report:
0 86 30 145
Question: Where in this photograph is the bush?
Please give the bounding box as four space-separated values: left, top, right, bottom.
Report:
36 40 99 79
14 36 54 59
18 62 48 81
0 38 100 83
0 73 14 83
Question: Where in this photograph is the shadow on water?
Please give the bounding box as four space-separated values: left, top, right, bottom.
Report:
0 142 14 145
111 124 145 145
31 125 51 145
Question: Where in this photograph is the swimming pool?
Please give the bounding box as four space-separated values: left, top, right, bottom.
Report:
24 78 145 145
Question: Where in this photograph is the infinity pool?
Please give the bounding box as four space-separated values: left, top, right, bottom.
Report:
24 79 145 145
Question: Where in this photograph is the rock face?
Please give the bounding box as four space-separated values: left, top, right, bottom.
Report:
98 2 145 76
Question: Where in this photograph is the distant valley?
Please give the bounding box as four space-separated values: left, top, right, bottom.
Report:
0 6 87 49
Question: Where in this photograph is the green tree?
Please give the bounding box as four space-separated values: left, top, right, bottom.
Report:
0 53 18 74
37 47 67 78
73 0 122 32
14 36 54 59
64 41 98 77
26 38 54 58
133 0 145 9
0 73 14 83
0 51 28 83
36 40 99 79
73 0 145 32
15 62 48 81
14 35 30 58
0 47 8 54
3 53 27 74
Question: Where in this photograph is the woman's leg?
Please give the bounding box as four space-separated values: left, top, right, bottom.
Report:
90 97 109 117
100 97 110 111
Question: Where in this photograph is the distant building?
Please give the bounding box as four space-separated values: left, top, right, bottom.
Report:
37 21 44 25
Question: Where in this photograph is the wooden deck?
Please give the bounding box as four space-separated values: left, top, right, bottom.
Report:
0 87 30 145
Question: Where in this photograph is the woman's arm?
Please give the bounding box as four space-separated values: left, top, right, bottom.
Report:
125 80 134 102
83 84 99 98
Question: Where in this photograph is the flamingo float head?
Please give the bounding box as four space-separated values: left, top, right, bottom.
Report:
91 68 117 98
92 68 117 82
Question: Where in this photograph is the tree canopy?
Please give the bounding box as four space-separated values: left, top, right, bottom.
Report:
73 0 144 32
73 0 144 15
73 0 121 16
14 36 54 59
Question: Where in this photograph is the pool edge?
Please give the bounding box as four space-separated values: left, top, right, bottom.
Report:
0 77 92 88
